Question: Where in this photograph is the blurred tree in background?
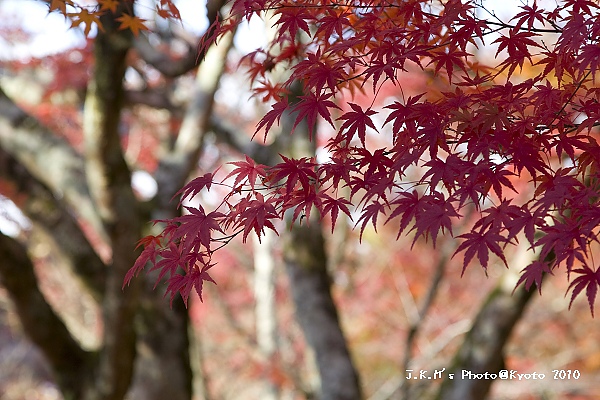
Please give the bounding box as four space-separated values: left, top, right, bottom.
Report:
0 1 599 400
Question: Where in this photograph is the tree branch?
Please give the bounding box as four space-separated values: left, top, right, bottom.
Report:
0 86 106 244
0 147 106 301
125 88 180 112
134 0 229 78
134 34 199 78
153 30 235 213
0 232 94 399
434 268 536 400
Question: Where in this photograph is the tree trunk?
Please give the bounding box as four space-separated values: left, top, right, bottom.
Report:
254 231 280 400
284 223 362 400
0 233 95 400
433 268 535 400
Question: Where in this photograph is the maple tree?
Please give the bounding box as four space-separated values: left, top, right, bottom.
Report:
122 0 600 316
0 0 599 399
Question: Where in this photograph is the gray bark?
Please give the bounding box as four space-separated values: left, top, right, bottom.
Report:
284 223 362 400
0 146 106 300
82 5 140 399
279 83 362 400
254 231 280 400
130 26 235 400
434 268 536 400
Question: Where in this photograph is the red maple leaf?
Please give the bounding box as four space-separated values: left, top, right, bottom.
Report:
291 92 340 139
318 193 353 233
268 155 317 197
174 172 215 205
274 7 312 38
255 97 289 141
493 28 542 77
123 235 162 289
338 103 378 146
515 260 553 295
511 1 546 30
577 44 600 77
568 264 600 316
455 229 509 274
356 201 386 240
315 9 351 39
165 262 217 307
226 155 267 190
233 192 280 242
428 48 471 83
173 206 225 251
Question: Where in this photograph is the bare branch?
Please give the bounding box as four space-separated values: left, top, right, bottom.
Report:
125 88 180 112
134 34 199 78
153 30 235 213
134 0 229 78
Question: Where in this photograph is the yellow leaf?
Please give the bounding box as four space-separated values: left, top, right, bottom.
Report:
115 14 149 36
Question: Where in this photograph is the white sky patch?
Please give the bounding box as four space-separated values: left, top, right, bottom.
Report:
135 0 209 34
132 170 158 200
0 196 31 237
0 0 84 60
234 13 269 54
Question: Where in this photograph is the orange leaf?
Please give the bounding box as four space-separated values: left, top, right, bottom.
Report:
68 9 104 37
98 0 119 13
115 14 149 36
48 0 73 15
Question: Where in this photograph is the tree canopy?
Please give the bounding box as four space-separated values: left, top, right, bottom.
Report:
111 0 600 315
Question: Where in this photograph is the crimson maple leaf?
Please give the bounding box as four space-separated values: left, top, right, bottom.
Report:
291 92 340 139
428 48 471 83
338 103 378 146
226 155 267 190
515 260 554 294
123 235 162 289
174 172 215 205
268 155 317 197
568 264 600 317
493 28 542 77
173 206 225 252
511 1 546 30
165 262 217 307
455 229 509 274
274 8 312 38
319 193 353 233
255 97 289 141
232 192 279 242
356 201 386 240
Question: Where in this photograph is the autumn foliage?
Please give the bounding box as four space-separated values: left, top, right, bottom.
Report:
118 0 600 314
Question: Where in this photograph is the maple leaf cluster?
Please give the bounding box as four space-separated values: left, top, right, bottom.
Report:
127 0 600 315
47 0 180 36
